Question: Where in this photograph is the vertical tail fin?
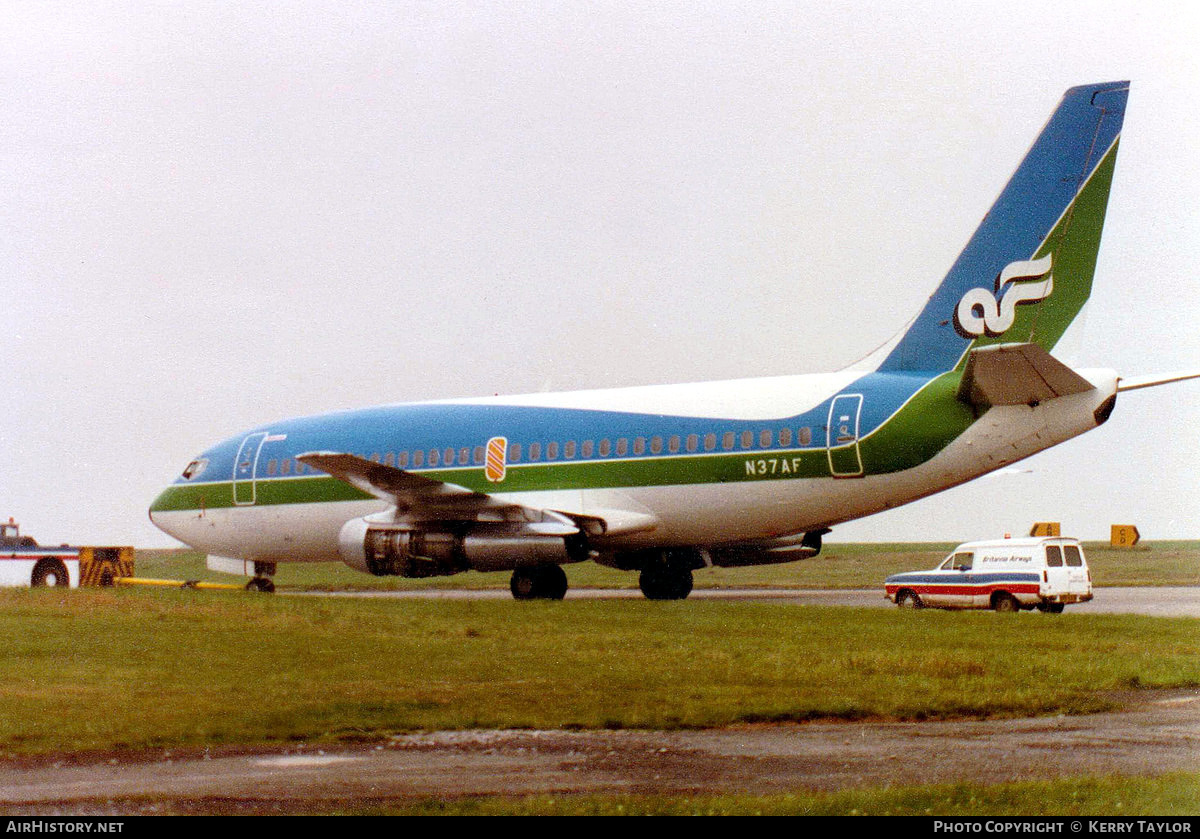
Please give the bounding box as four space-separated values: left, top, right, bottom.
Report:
879 82 1129 373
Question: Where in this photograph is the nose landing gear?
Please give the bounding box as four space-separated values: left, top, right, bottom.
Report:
244 561 277 594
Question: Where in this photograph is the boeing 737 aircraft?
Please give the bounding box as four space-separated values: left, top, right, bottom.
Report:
149 81 1197 599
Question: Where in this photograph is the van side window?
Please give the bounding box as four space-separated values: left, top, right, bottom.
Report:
1045 546 1064 567
1063 545 1083 567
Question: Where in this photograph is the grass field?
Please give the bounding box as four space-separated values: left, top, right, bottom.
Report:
359 773 1200 816
0 587 1197 758
133 540 1200 591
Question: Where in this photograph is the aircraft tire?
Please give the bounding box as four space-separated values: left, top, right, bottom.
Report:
245 577 275 593
510 566 568 600
639 563 693 601
31 558 69 588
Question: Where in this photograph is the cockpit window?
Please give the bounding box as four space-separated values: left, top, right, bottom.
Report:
182 459 209 480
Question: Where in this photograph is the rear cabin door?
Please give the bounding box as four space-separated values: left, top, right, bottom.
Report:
1062 542 1090 595
1043 542 1070 597
827 394 864 477
233 432 268 506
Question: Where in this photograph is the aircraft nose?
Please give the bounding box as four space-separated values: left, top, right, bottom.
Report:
148 484 192 544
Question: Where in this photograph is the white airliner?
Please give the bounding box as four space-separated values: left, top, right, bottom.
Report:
149 81 1197 598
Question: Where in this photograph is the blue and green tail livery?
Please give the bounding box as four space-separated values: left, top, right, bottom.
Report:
882 81 1127 372
149 82 1198 600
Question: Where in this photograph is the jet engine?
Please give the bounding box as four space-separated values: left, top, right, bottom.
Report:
337 518 587 578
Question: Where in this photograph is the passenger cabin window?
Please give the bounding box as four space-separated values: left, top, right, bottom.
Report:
459 448 470 465
798 427 813 446
281 459 291 476
723 432 735 451
633 437 646 456
1064 545 1084 567
399 451 410 468
668 435 681 453
412 450 424 467
741 430 754 449
779 428 793 447
599 439 611 456
1045 546 1064 567
581 440 594 458
616 438 628 456
686 434 698 453
760 429 773 448
266 459 278 476
704 433 716 452
650 436 663 455
384 453 395 467
509 443 522 462
473 446 484 465
564 441 576 459
546 442 559 460
428 449 440 466
528 442 541 461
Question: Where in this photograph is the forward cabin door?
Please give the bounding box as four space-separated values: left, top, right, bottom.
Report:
233 432 269 506
827 394 864 477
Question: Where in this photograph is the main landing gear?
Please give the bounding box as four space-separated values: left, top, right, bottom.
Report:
638 551 695 601
510 565 569 600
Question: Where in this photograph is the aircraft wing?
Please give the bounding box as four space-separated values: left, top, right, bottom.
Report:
296 451 579 534
956 342 1095 410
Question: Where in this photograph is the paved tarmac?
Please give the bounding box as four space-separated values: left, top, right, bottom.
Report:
295 586 1200 618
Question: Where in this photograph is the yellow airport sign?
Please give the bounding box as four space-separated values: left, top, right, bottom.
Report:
1029 522 1061 537
1110 525 1141 547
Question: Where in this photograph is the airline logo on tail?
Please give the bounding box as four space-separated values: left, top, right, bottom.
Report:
954 254 1054 338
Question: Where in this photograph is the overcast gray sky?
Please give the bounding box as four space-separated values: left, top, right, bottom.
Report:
2 1 1198 549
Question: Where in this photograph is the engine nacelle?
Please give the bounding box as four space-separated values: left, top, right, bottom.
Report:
337 518 584 578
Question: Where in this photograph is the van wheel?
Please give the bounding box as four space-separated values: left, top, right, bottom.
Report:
1037 602 1065 614
992 593 1020 613
897 590 923 610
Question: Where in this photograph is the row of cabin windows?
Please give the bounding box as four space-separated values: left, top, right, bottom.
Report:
261 426 817 477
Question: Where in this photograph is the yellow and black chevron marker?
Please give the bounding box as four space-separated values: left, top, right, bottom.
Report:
78 546 135 587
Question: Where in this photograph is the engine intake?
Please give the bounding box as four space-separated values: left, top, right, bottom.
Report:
338 518 585 578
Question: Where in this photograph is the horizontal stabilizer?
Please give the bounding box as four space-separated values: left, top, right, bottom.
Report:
956 343 1094 409
1117 371 1200 392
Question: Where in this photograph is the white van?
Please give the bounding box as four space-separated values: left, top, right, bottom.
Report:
884 537 1093 613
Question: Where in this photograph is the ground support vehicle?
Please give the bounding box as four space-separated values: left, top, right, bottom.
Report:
884 536 1093 612
0 519 133 588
